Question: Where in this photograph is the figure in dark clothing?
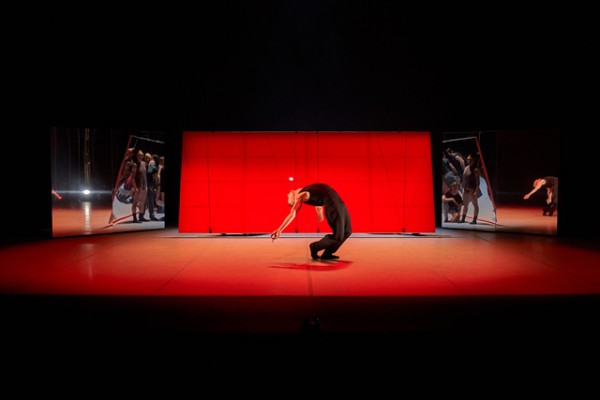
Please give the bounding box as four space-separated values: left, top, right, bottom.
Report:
524 176 559 216
459 154 481 224
445 148 467 177
270 183 352 260
442 181 463 222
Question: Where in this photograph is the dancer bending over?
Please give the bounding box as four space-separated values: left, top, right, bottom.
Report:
271 183 351 260
524 176 558 216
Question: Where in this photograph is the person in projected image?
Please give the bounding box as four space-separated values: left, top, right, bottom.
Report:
156 155 165 220
116 162 137 205
459 154 480 224
442 151 461 193
270 183 351 260
132 149 148 222
145 153 160 221
445 148 467 178
524 176 558 216
442 181 463 223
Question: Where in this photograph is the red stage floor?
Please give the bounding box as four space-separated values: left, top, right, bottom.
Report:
1 228 599 339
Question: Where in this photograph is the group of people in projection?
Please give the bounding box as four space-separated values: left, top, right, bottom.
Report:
442 148 482 224
117 148 166 223
443 147 558 224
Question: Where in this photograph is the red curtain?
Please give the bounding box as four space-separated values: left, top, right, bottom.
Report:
179 131 434 233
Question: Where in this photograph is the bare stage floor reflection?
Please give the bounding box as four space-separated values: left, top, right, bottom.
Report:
442 205 557 236
52 203 164 237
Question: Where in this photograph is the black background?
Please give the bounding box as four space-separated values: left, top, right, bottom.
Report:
5 2 574 243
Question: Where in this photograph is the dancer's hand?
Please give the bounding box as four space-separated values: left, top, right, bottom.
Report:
270 230 281 242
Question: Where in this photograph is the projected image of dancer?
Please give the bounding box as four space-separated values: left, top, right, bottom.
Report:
270 183 352 260
459 154 481 224
524 176 558 216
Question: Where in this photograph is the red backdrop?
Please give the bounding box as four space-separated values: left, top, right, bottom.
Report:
179 131 434 233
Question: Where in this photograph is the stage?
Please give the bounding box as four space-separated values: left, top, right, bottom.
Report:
2 226 599 341
441 204 558 235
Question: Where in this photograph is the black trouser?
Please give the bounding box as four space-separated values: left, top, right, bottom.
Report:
147 187 156 218
312 203 352 255
543 186 558 216
543 202 557 216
